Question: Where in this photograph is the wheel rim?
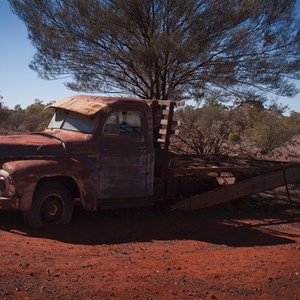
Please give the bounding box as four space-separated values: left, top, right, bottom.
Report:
40 194 64 223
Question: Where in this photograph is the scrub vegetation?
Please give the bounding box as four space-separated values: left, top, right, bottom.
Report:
0 99 52 133
1 96 300 159
174 97 300 157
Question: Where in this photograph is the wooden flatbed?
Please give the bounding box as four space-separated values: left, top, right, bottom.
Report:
170 155 300 210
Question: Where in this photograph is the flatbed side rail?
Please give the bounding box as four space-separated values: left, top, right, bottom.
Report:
171 163 300 211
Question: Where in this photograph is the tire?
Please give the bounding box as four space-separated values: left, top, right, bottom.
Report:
23 181 73 228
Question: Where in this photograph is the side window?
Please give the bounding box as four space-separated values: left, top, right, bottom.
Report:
103 111 142 136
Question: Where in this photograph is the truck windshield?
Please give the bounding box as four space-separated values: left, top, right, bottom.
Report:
47 109 97 133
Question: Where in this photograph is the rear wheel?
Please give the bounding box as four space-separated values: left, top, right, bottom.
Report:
23 181 73 228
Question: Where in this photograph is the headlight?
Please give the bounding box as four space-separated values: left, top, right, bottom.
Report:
0 170 15 196
0 176 6 195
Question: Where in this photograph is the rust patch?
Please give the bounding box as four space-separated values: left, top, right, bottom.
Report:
46 95 148 115
0 134 67 159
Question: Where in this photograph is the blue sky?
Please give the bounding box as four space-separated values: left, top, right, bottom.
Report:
0 0 300 111
0 0 85 109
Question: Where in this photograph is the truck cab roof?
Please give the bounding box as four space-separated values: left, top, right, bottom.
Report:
46 95 151 116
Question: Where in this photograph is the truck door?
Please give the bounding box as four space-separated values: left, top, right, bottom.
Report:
97 110 151 199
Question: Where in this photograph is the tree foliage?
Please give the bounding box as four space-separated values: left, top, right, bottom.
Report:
9 0 300 100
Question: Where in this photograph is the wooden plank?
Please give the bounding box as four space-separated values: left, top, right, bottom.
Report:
175 154 294 168
161 101 175 180
160 119 181 126
145 99 185 107
159 129 180 135
171 164 300 211
174 166 263 176
175 158 296 172
174 164 286 175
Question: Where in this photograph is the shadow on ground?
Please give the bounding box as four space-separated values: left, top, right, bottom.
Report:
1 200 299 247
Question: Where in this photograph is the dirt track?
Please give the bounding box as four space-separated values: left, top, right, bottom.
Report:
0 197 300 300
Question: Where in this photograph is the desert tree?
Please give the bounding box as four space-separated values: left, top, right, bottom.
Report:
0 92 12 131
243 110 298 154
0 91 3 109
9 0 300 101
14 104 23 111
23 99 53 131
173 98 236 155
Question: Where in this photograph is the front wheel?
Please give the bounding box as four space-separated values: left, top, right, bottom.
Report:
23 181 73 228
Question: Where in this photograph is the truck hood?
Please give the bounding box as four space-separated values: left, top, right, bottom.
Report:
0 134 67 159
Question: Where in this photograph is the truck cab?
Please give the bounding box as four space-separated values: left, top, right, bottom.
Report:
0 95 159 227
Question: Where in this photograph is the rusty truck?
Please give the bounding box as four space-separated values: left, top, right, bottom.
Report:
0 95 300 228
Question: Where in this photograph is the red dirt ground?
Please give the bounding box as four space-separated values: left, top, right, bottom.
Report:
0 197 300 300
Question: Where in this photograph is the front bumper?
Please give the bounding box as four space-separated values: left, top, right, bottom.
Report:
0 197 20 210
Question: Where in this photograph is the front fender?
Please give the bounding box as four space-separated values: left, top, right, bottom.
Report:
2 158 97 211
